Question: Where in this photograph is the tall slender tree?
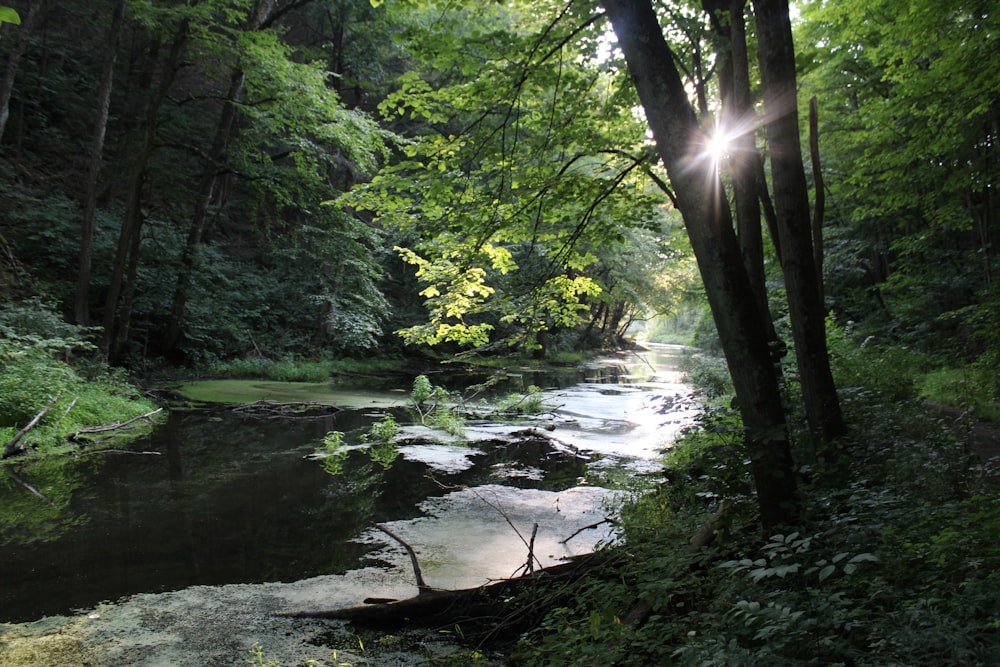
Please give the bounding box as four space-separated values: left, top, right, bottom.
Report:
74 0 125 326
601 0 799 528
752 0 844 445
0 0 38 142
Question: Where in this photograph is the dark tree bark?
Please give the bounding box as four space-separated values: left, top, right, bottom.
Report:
161 0 279 356
160 65 244 355
74 0 125 326
707 0 775 340
809 95 825 305
100 23 190 360
601 0 798 529
0 0 40 142
752 0 845 446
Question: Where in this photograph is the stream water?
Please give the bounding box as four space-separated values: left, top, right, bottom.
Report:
0 345 694 666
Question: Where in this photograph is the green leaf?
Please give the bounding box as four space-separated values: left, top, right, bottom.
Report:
0 7 20 25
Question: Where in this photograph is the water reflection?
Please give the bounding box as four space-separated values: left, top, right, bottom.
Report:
0 345 692 625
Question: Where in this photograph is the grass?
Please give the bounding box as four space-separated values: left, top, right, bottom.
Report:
0 355 162 456
205 355 411 383
920 365 1000 422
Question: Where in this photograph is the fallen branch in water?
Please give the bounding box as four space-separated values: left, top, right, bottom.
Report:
429 474 547 575
231 400 340 419
277 551 610 640
69 407 163 440
560 518 613 544
374 523 432 594
3 392 61 458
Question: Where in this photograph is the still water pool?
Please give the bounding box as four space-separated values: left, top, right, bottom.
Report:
0 345 694 665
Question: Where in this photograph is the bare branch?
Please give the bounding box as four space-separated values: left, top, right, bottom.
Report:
4 392 61 458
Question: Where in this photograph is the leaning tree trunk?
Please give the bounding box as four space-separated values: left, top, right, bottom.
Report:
602 0 798 529
100 23 189 360
159 68 243 356
752 0 845 447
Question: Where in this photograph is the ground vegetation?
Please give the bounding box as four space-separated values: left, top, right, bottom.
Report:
0 0 997 662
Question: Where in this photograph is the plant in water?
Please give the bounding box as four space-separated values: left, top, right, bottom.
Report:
495 385 548 416
363 414 399 469
363 413 399 444
318 431 349 475
408 374 465 436
317 415 401 475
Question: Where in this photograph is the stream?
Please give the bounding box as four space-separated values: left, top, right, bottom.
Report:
0 344 694 666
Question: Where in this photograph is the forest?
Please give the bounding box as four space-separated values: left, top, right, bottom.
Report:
1 0 998 664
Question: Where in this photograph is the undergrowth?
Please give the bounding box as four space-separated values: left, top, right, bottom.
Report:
0 300 162 455
511 330 1000 666
206 355 408 383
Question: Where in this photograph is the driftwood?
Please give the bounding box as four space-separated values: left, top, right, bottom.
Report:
560 518 612 544
374 523 431 593
279 510 614 643
3 392 62 458
231 400 340 419
278 553 606 640
69 407 163 441
280 491 726 645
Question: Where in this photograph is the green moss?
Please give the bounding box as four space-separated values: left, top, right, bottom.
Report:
172 379 405 409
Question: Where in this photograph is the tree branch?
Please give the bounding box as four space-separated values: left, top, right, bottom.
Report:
374 523 432 594
3 392 61 458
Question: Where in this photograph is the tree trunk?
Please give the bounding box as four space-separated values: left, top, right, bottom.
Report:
0 0 40 143
161 0 278 356
100 23 189 359
752 0 845 446
160 69 243 355
808 96 825 305
602 0 798 529
74 0 125 326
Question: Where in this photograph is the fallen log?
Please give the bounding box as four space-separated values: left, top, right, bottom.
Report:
69 407 163 440
277 554 604 635
3 392 61 458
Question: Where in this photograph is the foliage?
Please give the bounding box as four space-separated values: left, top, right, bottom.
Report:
797 0 999 361
512 340 1000 666
493 384 549 416
408 374 465 436
343 0 679 353
0 6 19 27
0 299 160 452
316 412 401 477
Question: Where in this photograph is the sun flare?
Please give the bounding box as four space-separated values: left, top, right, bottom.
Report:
706 131 730 162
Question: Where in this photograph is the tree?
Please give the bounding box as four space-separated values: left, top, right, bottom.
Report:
74 0 125 326
347 0 676 353
751 0 844 445
99 6 192 360
601 0 799 528
797 0 998 356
